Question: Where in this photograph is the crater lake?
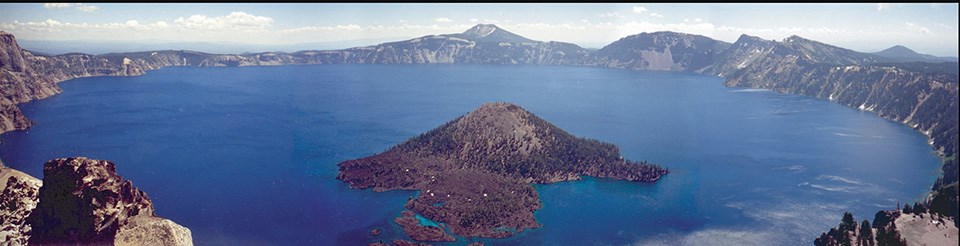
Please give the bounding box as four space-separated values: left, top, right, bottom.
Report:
0 64 941 245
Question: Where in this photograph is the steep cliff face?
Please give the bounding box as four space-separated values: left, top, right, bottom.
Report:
24 157 192 245
592 31 730 71
0 31 28 73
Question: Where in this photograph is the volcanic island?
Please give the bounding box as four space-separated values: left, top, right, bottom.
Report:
337 102 668 244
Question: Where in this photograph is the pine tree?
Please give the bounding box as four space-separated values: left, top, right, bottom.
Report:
859 219 873 246
841 212 856 232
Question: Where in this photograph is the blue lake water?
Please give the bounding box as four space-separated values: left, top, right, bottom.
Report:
0 64 941 245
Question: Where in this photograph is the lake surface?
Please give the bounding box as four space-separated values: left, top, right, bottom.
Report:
0 64 941 245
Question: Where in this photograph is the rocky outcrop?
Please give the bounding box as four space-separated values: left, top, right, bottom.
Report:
114 215 193 246
0 165 41 245
338 102 666 242
23 157 191 245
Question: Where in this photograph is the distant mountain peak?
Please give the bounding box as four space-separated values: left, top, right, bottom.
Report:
784 35 810 43
888 44 911 50
876 45 920 56
872 44 957 62
735 34 769 43
455 24 534 43
462 24 500 38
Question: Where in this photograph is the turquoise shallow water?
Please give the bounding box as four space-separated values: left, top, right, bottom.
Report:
0 64 941 245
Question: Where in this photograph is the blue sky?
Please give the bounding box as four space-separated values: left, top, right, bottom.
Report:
1 3 957 56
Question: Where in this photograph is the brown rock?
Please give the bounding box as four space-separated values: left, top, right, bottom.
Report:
26 157 156 244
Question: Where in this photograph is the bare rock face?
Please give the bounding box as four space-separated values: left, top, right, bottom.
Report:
0 166 42 245
114 215 193 246
0 31 28 72
0 98 31 132
25 157 155 244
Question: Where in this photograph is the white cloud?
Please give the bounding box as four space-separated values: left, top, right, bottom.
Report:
280 24 364 33
42 3 80 9
469 18 479 22
434 17 453 23
3 12 273 34
598 12 624 18
633 6 648 14
650 13 664 18
694 18 703 22
173 12 274 31
76 5 99 12
877 3 891 11
43 3 99 12
906 22 932 34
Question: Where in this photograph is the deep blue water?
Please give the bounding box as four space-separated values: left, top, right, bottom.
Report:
0 64 941 245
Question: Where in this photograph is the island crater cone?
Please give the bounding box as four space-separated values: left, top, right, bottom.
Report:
337 102 668 241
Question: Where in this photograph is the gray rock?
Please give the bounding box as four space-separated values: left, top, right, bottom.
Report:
114 215 193 246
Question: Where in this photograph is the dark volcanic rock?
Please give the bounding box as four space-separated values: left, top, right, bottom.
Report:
338 102 667 240
25 157 162 244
